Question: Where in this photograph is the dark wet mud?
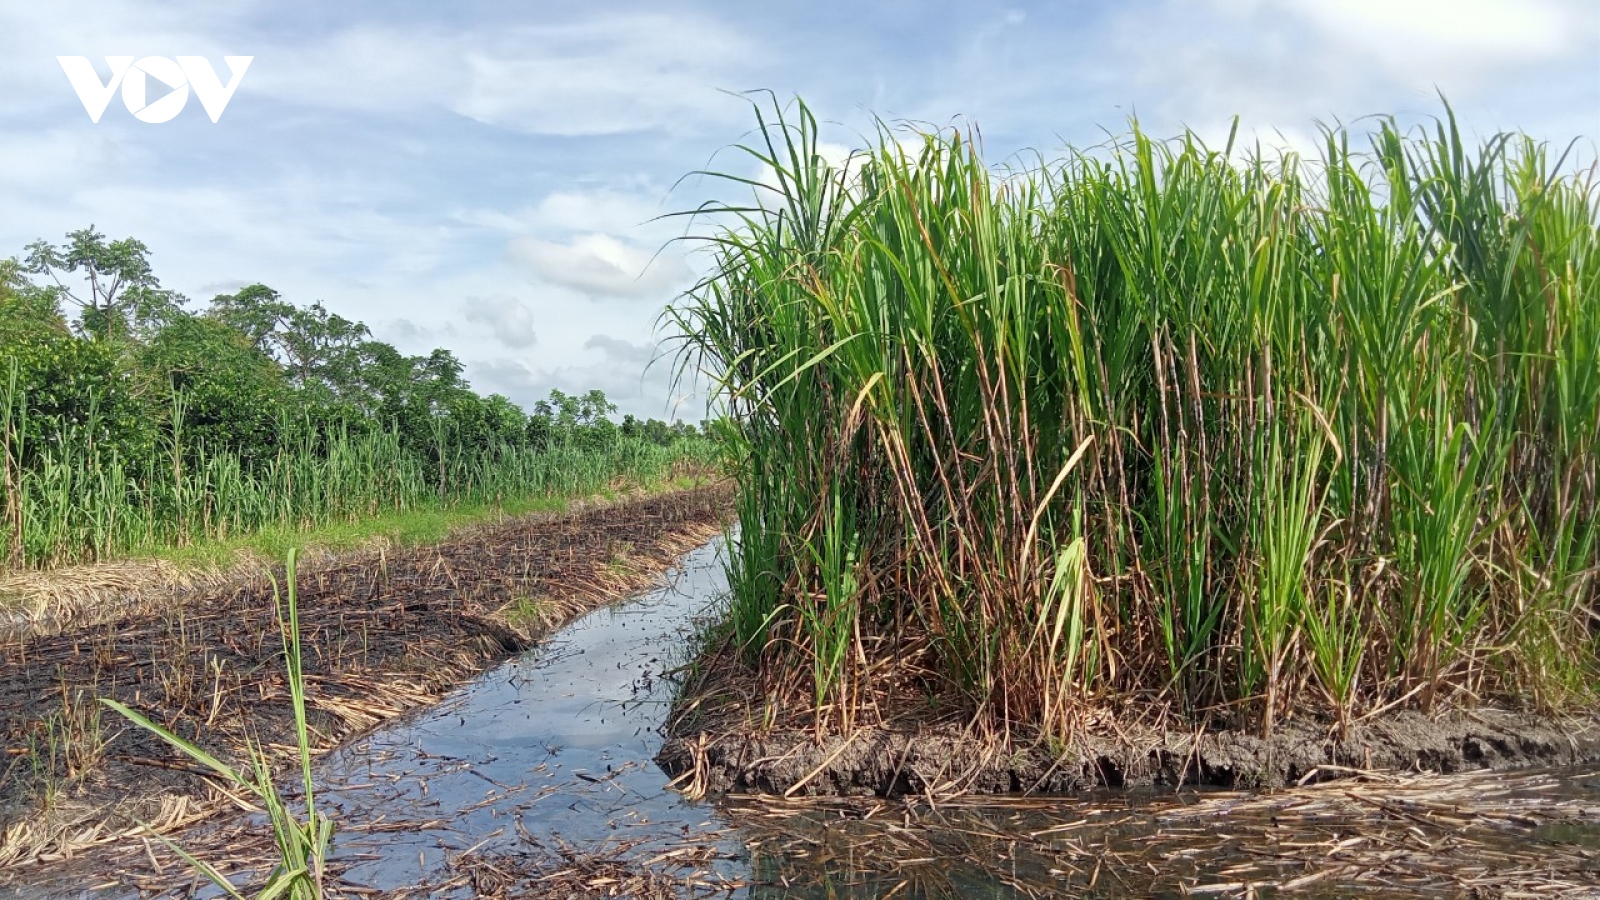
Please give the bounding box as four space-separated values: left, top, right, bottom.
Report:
658 708 1600 798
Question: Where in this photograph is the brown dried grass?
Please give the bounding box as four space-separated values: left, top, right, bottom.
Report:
0 489 707 644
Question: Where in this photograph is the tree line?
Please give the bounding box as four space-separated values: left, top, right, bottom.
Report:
0 227 708 568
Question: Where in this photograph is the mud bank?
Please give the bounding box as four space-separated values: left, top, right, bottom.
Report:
658 708 1600 797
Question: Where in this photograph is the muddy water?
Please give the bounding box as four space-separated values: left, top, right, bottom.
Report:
7 537 1599 898
310 537 745 891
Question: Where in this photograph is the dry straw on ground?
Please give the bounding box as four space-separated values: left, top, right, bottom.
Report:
726 766 1600 898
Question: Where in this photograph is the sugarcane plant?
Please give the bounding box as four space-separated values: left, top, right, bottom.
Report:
102 548 333 899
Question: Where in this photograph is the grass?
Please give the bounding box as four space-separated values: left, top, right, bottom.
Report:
0 461 718 638
102 548 333 900
20 687 108 813
0 383 720 573
147 496 567 570
144 471 714 572
671 95 1599 741
0 450 723 662
502 594 552 632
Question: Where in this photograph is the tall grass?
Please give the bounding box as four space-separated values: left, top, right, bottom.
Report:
0 387 718 570
673 98 1599 738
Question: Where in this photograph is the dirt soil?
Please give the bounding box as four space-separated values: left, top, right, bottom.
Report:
0 482 733 875
657 648 1600 798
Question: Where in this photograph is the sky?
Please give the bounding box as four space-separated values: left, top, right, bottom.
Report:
1 1 1596 420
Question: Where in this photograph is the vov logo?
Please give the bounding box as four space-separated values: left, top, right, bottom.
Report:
58 56 253 123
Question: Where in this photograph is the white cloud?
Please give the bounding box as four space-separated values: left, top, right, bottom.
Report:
0 2 256 113
584 333 657 369
1282 0 1581 75
66 182 447 286
506 232 690 299
1026 0 1595 157
12 8 757 137
1163 0 1598 115
458 186 681 243
0 129 140 189
470 333 698 421
452 14 755 136
528 189 670 235
377 316 449 348
245 26 469 114
462 295 538 348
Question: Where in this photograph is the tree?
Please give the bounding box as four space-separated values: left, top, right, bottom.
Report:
140 313 287 459
4 236 695 562
0 260 65 336
24 227 183 339
207 283 296 355
208 286 371 400
272 302 369 396
534 389 579 425
576 389 618 426
0 260 151 470
480 394 527 443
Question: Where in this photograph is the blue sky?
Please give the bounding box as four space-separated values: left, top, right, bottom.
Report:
2 1 1596 418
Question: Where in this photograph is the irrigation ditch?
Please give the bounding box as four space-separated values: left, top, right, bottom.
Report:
1 523 1597 898
0 482 733 881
